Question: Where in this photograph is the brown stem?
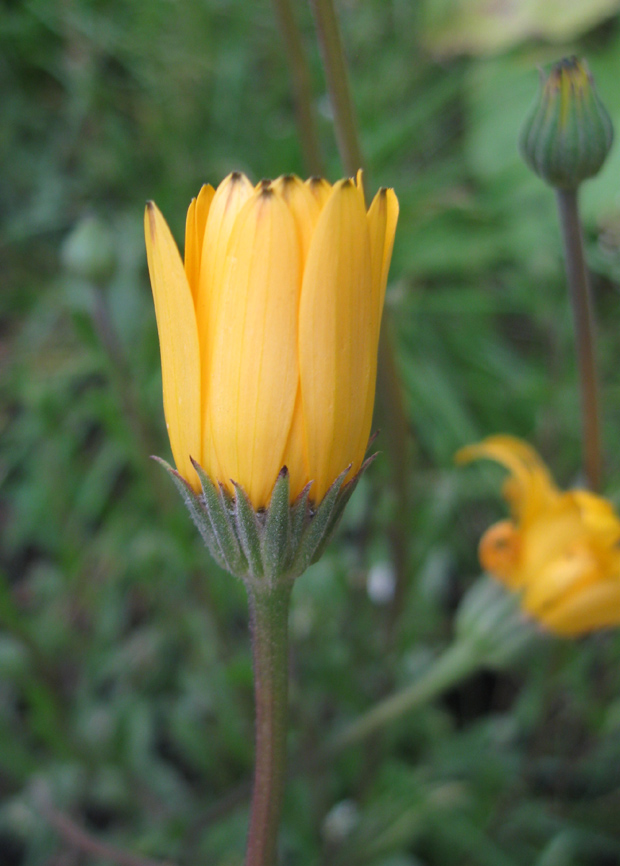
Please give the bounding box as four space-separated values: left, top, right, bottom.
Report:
272 0 324 176
555 188 603 490
37 792 174 866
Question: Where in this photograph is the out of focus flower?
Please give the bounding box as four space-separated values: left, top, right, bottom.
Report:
145 172 398 509
457 436 620 637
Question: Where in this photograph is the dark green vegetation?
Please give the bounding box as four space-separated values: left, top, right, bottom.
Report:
2 2 620 864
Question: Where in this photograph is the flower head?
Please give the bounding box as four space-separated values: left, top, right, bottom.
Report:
519 56 613 189
457 436 620 637
145 172 398 510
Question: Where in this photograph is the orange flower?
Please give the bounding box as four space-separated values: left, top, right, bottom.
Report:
457 436 620 637
145 172 398 509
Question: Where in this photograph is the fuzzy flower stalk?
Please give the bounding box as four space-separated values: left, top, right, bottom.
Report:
458 436 620 637
144 172 398 865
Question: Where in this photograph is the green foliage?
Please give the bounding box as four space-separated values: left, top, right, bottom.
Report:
2 1 620 864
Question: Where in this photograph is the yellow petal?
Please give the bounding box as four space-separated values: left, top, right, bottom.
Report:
572 489 620 546
456 435 559 524
196 172 254 472
299 179 373 502
272 174 320 264
538 579 620 636
523 540 598 615
184 184 215 303
144 203 201 489
478 519 521 587
207 187 301 508
353 186 399 462
305 176 332 210
281 388 310 501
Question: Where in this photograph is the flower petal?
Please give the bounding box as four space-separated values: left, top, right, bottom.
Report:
184 184 215 303
456 435 559 524
538 579 620 636
299 179 373 502
273 174 321 265
354 186 399 458
145 202 201 489
197 172 254 473
479 519 521 587
305 176 332 210
207 186 301 509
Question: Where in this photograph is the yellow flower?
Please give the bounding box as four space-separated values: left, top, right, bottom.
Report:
144 172 398 509
456 435 620 637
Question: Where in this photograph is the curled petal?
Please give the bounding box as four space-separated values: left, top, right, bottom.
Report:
456 435 559 524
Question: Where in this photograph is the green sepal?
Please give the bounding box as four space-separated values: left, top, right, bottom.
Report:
232 481 265 580
191 459 247 576
312 453 377 564
290 483 312 553
261 468 292 583
151 457 226 569
290 465 349 577
157 452 377 585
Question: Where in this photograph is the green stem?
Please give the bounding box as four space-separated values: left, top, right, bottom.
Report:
272 0 324 176
555 188 602 490
245 583 292 866
309 0 365 180
309 0 412 642
323 640 479 755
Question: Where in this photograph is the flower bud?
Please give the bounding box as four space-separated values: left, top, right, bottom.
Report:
519 57 613 189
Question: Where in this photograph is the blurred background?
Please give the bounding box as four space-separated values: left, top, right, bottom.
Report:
2 1 620 864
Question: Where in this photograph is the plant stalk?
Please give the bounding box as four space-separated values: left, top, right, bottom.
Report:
272 0 324 176
309 0 364 181
323 640 479 755
556 188 602 490
245 583 292 866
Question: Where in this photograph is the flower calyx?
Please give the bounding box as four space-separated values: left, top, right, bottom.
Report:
155 454 377 586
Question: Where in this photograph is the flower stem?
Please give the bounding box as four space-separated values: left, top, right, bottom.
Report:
271 0 324 176
323 641 479 755
245 583 292 866
309 0 364 180
555 188 602 490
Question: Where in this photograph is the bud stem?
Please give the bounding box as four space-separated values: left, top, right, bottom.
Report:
309 0 365 182
555 188 603 490
271 0 324 176
323 640 479 755
245 583 292 866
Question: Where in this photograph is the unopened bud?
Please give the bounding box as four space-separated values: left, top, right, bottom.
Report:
519 57 613 190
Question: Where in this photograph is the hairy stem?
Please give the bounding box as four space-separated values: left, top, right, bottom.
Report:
245 583 292 866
